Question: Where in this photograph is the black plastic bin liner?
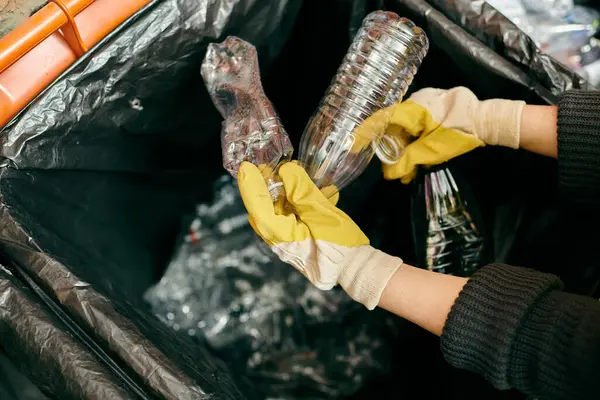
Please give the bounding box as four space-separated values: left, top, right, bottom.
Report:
413 0 600 294
0 0 595 399
0 266 136 399
1 0 301 398
426 0 593 95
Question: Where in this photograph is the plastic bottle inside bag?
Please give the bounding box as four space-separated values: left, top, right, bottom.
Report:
423 168 483 276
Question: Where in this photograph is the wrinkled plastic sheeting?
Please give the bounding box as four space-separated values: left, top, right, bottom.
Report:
145 176 396 399
0 201 234 399
0 0 577 398
388 0 562 103
0 0 300 169
425 0 594 94
0 0 301 398
0 266 136 400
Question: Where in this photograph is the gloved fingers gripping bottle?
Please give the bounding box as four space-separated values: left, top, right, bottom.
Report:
299 11 429 196
378 84 525 276
202 13 430 203
201 36 293 201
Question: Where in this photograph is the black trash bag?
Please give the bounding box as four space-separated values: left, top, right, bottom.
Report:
0 0 595 399
425 0 594 95
0 265 139 399
0 0 302 398
144 175 398 399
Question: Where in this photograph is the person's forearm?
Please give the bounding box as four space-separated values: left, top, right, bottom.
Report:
518 105 558 158
378 264 468 336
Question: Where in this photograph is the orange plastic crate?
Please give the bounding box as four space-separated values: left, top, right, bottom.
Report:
0 0 152 128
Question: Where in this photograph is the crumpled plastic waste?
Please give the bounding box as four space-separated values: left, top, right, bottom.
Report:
144 176 396 399
201 36 293 200
487 0 600 85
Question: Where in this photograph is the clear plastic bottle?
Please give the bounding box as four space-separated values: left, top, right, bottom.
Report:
299 11 428 193
201 36 293 201
423 168 483 276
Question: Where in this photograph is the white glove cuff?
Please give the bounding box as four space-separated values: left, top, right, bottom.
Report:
475 99 526 149
338 246 403 310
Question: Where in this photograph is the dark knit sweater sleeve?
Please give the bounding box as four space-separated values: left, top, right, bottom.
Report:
440 264 600 399
558 90 600 204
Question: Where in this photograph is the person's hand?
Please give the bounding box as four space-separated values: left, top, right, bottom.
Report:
238 161 402 309
256 163 339 212
358 87 526 183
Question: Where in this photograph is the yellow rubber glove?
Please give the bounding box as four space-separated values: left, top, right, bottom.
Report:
258 163 339 213
238 161 402 310
359 87 526 183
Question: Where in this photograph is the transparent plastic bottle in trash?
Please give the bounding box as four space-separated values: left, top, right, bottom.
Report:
298 11 428 195
201 36 293 202
201 36 293 256
423 168 484 277
298 11 483 276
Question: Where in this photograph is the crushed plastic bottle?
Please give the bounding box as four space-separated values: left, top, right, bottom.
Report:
201 36 293 200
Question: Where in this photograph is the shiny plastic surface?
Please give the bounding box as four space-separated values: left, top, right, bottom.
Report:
431 0 595 92
0 0 301 398
299 11 428 193
487 0 600 86
422 168 483 276
0 266 137 399
0 0 595 397
201 36 293 199
0 0 152 128
521 0 574 18
145 176 396 399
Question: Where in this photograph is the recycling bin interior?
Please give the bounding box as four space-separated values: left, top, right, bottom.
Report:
0 0 594 399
